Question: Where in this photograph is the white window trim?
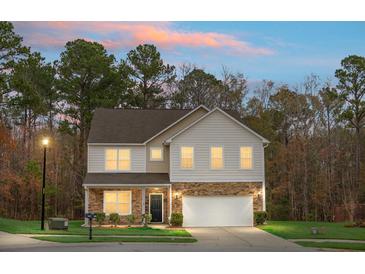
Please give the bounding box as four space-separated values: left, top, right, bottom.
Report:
149 192 164 223
103 190 132 216
104 148 132 171
240 146 253 170
180 146 194 170
149 147 164 161
209 145 224 170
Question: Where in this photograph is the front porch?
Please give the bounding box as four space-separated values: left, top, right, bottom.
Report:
85 185 172 225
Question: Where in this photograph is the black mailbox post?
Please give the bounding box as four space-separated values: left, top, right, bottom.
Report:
85 213 97 240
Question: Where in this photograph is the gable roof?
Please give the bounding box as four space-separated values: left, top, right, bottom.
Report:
88 108 191 143
87 105 269 144
165 107 270 144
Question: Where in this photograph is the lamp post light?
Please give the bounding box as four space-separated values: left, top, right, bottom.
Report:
41 137 49 230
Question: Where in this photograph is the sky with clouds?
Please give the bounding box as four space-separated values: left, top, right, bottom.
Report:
12 21 365 86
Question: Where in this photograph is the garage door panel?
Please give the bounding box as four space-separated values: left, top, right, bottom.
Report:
182 196 253 227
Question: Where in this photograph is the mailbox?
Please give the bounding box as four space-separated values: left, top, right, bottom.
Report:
85 212 96 240
85 213 97 219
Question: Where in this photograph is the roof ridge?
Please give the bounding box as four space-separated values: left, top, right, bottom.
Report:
96 107 193 111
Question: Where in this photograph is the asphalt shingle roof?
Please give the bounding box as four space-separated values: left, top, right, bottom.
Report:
83 173 170 185
88 108 191 143
87 107 248 144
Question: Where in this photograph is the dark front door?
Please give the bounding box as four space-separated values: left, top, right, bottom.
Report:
150 194 163 222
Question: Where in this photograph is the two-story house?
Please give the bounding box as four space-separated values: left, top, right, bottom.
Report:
83 105 269 227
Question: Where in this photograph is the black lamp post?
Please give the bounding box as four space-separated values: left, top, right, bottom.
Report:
41 137 49 230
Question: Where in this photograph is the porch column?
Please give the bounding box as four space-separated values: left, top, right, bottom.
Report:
169 184 172 220
141 187 146 214
84 186 89 225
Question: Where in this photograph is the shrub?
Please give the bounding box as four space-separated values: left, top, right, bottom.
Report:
109 213 120 227
254 211 268 225
126 214 135 227
95 212 106 226
143 213 152 227
170 213 183 227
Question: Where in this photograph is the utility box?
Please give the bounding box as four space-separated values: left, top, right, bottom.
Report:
48 217 68 230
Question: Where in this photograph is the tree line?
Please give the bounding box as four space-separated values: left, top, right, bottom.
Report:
0 21 364 221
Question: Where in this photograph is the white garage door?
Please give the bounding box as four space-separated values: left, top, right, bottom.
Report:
182 196 253 227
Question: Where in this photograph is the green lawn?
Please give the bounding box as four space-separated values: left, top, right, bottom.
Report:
258 221 365 240
295 241 365 251
0 217 191 237
33 236 197 243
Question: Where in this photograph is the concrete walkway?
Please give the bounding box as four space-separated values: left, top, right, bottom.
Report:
289 239 365 243
0 227 313 252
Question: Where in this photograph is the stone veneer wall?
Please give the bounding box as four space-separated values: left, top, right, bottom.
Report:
171 182 263 214
88 187 170 224
88 182 262 225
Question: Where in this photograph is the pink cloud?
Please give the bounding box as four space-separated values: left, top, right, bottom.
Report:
13 22 274 56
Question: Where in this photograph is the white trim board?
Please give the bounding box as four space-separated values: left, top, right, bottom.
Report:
143 105 210 144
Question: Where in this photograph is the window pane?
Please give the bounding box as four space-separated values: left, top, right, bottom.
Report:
181 158 193 168
181 147 193 158
211 158 223 169
106 160 117 170
181 147 193 168
241 159 252 169
106 149 117 160
118 160 130 170
104 192 117 203
119 149 130 159
241 147 252 158
118 203 130 214
151 148 162 160
118 191 130 202
104 203 117 214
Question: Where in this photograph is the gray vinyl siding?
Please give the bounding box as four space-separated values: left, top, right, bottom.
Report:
170 110 265 182
87 145 146 173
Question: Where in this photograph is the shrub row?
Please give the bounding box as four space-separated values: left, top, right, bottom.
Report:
94 212 152 227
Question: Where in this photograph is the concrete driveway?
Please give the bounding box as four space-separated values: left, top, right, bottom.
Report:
0 227 310 252
186 227 307 251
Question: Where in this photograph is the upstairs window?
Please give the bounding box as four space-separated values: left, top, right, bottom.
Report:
210 146 223 169
104 191 131 215
105 149 118 170
180 146 194 169
240 146 253 169
150 147 163 161
105 148 131 171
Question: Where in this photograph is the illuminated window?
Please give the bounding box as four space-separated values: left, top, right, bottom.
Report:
150 147 163 161
118 149 131 170
211 146 223 169
105 149 118 170
240 146 253 169
180 146 194 169
105 148 131 171
104 191 131 215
